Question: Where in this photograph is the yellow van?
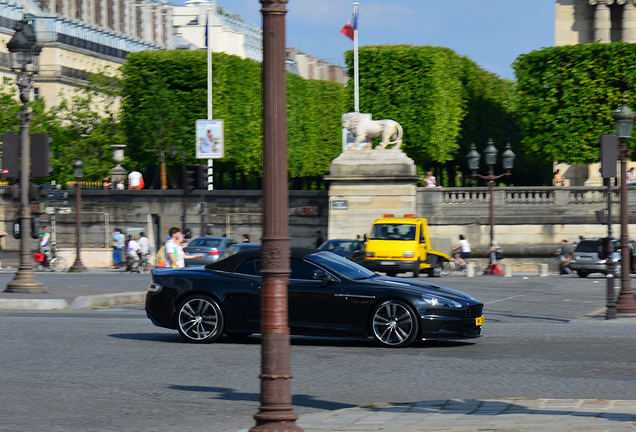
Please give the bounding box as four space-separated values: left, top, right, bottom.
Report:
363 214 450 277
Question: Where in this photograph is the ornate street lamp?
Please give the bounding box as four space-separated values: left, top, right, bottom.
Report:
612 97 636 312
251 1 301 432
69 157 87 272
4 19 44 293
467 139 515 245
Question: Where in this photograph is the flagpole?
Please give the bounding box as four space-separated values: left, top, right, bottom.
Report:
353 2 359 113
207 1 215 191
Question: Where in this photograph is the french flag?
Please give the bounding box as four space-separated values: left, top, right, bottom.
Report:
340 7 358 41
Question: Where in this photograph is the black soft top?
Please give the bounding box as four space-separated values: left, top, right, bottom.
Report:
204 247 318 272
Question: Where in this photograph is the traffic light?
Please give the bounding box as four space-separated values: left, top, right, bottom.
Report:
197 165 208 189
12 216 20 239
31 215 40 239
2 133 19 179
31 133 53 178
599 134 617 179
185 167 196 192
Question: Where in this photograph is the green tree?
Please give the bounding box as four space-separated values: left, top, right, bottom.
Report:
513 43 636 165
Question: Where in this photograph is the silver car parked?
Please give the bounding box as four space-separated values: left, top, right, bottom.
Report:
183 237 235 266
569 238 636 278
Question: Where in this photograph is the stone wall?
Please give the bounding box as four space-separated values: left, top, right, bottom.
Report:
1 186 633 264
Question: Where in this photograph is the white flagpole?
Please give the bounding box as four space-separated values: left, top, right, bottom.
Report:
207 1 215 191
353 2 359 113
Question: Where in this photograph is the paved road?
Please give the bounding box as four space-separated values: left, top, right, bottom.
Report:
1 272 635 431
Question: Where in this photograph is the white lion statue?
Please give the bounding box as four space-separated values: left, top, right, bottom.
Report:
342 112 403 151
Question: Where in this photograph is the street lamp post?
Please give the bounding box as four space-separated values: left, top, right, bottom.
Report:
251 1 302 432
612 97 636 313
69 157 87 272
466 139 515 245
4 19 45 293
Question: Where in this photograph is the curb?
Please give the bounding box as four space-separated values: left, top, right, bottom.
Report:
0 292 146 310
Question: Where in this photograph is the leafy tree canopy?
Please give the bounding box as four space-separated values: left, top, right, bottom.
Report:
513 42 636 165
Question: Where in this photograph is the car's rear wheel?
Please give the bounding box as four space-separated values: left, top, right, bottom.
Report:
370 300 419 348
577 271 589 278
412 262 420 278
176 295 224 343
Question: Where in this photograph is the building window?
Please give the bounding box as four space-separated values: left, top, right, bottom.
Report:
34 88 39 101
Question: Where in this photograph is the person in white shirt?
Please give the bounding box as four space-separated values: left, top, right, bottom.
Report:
128 168 143 190
39 226 51 262
138 232 150 255
127 236 142 270
451 234 471 268
165 227 202 268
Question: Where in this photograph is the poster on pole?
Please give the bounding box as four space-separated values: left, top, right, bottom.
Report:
196 119 224 159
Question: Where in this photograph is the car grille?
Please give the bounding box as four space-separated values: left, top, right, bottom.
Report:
464 304 483 318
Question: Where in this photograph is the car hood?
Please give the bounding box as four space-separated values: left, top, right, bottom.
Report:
358 275 479 302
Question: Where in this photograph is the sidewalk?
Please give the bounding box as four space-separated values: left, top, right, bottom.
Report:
290 398 636 431
0 267 147 310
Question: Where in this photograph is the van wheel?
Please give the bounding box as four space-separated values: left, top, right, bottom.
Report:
386 272 397 277
430 266 442 277
413 263 420 278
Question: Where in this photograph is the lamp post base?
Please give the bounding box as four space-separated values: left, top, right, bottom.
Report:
69 258 87 273
616 288 636 313
5 270 46 293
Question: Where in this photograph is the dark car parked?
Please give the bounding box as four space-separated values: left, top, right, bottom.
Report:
183 236 235 266
146 248 484 348
218 243 261 261
569 238 636 278
317 239 366 264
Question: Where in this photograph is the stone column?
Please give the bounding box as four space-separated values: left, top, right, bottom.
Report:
590 0 613 43
623 1 636 42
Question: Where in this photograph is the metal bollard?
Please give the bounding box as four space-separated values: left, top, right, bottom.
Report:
466 262 475 277
539 263 549 277
504 263 512 277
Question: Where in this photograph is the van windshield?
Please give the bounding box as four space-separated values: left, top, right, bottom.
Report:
370 224 417 240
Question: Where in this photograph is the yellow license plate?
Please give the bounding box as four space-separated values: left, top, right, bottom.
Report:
475 316 484 326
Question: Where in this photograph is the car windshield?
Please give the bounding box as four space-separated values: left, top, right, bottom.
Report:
307 251 376 280
189 239 222 248
370 224 416 240
575 239 617 253
319 240 357 253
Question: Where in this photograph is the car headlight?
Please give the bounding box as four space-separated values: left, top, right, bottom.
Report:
148 280 163 293
403 251 415 258
421 294 462 308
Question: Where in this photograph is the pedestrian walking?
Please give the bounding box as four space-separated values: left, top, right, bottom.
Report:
243 234 250 243
315 230 324 249
165 227 202 268
0 229 8 270
486 240 504 276
112 228 124 269
128 167 143 190
557 239 573 276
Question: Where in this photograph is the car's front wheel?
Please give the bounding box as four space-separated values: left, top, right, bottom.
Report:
176 295 224 343
370 300 419 348
577 271 589 278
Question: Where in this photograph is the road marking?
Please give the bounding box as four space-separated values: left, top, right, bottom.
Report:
484 295 524 305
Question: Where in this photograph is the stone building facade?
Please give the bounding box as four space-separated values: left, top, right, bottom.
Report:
556 0 636 45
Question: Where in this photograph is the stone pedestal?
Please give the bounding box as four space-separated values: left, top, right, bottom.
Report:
324 150 420 239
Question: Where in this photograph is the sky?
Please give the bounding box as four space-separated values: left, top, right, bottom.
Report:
171 0 556 80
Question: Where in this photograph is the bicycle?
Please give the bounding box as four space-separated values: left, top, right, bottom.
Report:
125 252 151 274
440 252 480 276
34 244 69 272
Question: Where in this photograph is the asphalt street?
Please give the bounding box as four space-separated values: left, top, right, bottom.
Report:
0 270 635 431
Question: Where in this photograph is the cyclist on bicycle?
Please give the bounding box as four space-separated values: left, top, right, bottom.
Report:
452 234 471 268
126 236 142 271
39 226 51 264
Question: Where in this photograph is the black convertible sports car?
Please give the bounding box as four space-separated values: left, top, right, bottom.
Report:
145 248 484 348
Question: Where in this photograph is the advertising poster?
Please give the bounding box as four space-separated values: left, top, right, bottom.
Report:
196 119 224 159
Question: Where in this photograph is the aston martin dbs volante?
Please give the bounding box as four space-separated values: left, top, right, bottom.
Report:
145 248 484 348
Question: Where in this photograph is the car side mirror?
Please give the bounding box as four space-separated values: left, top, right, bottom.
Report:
311 269 332 282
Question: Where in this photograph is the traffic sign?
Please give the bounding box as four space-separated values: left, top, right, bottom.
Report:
47 192 68 199
47 200 68 206
45 207 72 214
